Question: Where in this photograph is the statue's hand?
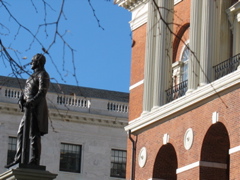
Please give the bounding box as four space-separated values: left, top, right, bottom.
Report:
18 99 24 112
26 99 34 108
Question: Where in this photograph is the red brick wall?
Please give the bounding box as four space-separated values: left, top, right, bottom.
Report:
126 138 133 180
127 23 147 176
129 84 144 121
173 0 190 63
230 152 240 179
177 167 199 180
130 24 146 86
129 24 146 121
131 87 240 180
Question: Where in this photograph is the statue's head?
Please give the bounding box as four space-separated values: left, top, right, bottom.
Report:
31 54 46 70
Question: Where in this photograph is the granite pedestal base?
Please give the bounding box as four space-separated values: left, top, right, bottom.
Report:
0 164 57 180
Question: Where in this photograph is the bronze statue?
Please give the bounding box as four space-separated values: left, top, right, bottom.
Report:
5 54 50 168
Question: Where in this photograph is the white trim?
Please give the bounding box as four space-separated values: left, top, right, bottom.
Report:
212 111 219 124
129 79 144 90
163 133 169 145
130 2 148 30
174 0 183 5
176 161 227 174
126 69 240 132
229 145 240 154
129 0 184 30
176 161 199 174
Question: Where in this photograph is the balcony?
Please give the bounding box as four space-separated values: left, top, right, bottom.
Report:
165 54 240 103
213 53 240 80
166 80 188 103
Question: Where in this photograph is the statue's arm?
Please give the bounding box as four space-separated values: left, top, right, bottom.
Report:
18 93 25 112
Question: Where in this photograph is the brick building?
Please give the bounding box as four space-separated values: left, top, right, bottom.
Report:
115 0 240 179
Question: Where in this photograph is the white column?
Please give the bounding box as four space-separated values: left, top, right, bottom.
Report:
212 0 221 68
233 9 240 55
187 0 202 93
218 0 231 64
164 0 173 97
227 2 240 56
199 0 217 86
152 0 173 108
142 1 156 113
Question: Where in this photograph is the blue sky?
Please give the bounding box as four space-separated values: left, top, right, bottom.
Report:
0 0 131 93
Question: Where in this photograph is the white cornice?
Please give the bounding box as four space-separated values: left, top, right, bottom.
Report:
0 102 128 128
114 0 148 11
116 0 184 30
130 2 148 30
115 0 183 11
49 109 128 128
125 69 240 133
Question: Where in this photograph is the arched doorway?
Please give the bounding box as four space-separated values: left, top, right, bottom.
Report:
200 122 230 179
152 143 177 180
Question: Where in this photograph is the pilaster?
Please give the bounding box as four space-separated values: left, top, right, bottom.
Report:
142 1 155 113
187 0 202 93
152 0 174 108
199 0 217 86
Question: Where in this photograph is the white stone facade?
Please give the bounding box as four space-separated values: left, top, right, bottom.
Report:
0 76 129 180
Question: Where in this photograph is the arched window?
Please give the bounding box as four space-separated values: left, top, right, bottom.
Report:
167 42 189 103
180 44 189 82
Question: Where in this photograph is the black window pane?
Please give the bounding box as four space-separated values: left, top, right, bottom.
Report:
59 143 81 173
7 137 17 165
110 149 126 178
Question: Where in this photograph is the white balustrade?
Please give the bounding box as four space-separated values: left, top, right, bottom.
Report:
4 88 22 99
57 95 89 108
107 102 128 113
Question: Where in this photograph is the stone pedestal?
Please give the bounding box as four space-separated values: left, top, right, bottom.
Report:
0 164 57 180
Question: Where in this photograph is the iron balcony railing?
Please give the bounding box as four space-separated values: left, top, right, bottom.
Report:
213 53 240 80
166 80 188 103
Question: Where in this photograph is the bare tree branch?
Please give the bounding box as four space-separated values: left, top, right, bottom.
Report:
88 0 105 30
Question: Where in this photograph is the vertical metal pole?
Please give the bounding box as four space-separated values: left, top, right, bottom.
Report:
21 107 30 164
128 130 136 180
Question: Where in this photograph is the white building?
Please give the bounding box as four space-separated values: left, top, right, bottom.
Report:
0 76 129 180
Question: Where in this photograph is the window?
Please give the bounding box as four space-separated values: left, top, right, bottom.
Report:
167 42 189 103
110 149 126 178
180 44 189 82
60 143 82 173
7 137 17 165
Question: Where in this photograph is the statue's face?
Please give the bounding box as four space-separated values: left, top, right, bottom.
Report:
31 57 39 70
